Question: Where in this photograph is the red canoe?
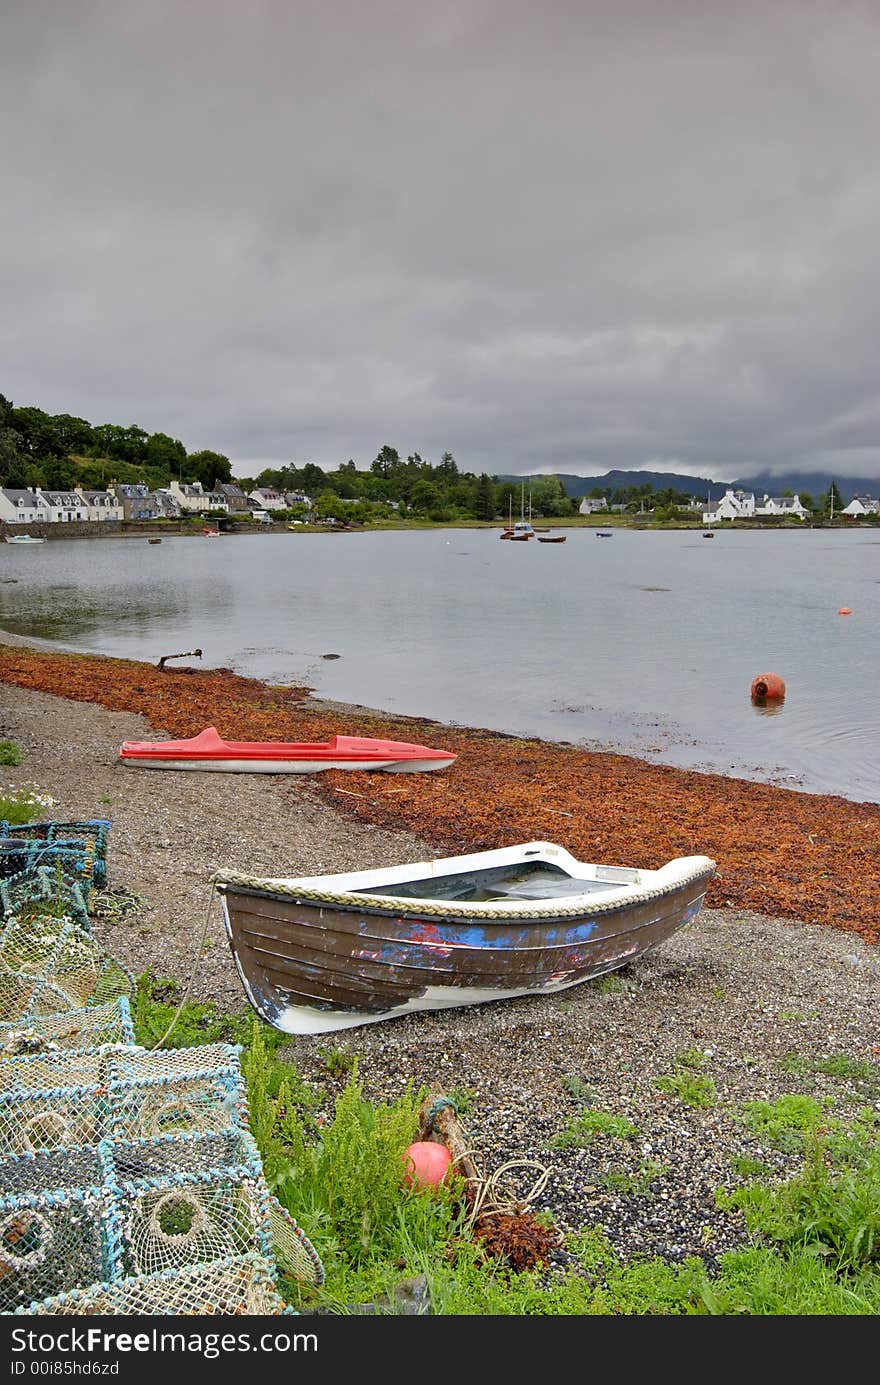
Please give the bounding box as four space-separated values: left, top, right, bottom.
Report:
118 725 456 773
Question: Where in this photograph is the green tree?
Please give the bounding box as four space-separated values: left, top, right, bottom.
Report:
299 462 327 495
52 414 94 454
371 445 400 477
530 475 571 515
187 449 232 488
475 474 497 521
10 407 62 459
89 424 149 462
409 478 440 513
145 432 186 472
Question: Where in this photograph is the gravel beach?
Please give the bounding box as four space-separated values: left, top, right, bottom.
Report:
2 677 878 1270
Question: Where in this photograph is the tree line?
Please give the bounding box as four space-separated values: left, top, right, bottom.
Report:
0 392 853 523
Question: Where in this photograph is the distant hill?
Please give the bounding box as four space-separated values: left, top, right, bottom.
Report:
500 469 880 505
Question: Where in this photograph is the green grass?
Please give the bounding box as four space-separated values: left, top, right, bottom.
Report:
0 741 23 767
0 782 56 824
782 1052 880 1097
550 1109 640 1149
653 1050 717 1109
130 981 880 1314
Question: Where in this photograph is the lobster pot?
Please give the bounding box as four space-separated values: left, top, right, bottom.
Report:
0 1081 107 1157
0 1043 248 1154
0 998 135 1055
0 845 97 909
0 820 111 888
108 1047 247 1142
109 1129 263 1188
0 866 91 932
0 1146 120 1313
0 912 133 1022
15 1252 291 1316
117 1171 273 1279
268 1193 325 1287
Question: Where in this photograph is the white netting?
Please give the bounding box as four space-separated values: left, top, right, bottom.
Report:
0 912 133 1022
0 1147 114 1312
16 1252 290 1316
268 1194 326 1287
122 1177 270 1278
0 998 135 1054
0 821 325 1314
0 1043 247 1155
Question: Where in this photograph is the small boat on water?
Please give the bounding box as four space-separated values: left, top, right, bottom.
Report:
595 530 612 538
214 840 715 1033
148 537 162 544
702 531 715 538
4 534 46 545
537 535 566 543
118 725 456 773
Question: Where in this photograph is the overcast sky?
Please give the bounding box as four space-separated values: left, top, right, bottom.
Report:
3 1 879 481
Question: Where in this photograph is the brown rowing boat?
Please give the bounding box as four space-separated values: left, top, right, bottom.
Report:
214 841 715 1034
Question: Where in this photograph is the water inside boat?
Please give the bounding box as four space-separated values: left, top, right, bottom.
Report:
355 860 636 903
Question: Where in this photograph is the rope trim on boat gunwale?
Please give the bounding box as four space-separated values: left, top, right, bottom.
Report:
212 861 716 922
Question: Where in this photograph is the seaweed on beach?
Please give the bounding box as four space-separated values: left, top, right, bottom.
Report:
1 643 878 946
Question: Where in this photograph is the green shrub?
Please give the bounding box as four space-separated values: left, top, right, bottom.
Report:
0 741 23 766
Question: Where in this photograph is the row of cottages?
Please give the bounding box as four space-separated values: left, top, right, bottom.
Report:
0 480 314 527
0 486 125 524
703 489 811 523
841 495 880 516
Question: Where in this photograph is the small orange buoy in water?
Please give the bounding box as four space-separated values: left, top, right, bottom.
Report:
401 1141 452 1189
751 672 786 702
838 607 852 615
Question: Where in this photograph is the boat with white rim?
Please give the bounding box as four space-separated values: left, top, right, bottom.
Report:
214 840 716 1033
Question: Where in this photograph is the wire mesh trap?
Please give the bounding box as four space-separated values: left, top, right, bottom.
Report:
0 820 111 888
0 821 325 1315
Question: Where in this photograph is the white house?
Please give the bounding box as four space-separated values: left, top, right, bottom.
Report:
703 488 756 523
578 496 608 515
74 487 124 522
755 493 810 520
841 496 879 517
248 488 287 512
36 488 89 523
284 490 312 510
169 479 208 512
0 488 43 524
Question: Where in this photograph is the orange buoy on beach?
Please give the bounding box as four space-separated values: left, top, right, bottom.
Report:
838 607 852 615
751 672 786 702
401 1141 452 1189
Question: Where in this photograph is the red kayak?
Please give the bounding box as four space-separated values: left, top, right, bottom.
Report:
118 725 456 773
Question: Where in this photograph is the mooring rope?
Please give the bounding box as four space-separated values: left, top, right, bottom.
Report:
149 883 218 1051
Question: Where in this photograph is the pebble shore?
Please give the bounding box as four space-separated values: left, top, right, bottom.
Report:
2 678 878 1269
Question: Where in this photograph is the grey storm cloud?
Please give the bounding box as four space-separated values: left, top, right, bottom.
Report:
3 0 879 481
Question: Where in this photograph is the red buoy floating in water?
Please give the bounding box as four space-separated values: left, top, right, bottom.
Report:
751 672 786 702
401 1140 452 1189
838 607 852 616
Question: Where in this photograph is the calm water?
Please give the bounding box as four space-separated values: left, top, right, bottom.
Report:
1 527 878 803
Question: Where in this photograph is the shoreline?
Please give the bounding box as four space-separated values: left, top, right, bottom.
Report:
1 635 878 944
0 672 878 1269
